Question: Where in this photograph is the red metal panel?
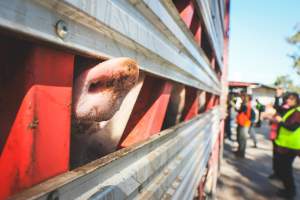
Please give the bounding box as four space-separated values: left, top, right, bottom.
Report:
213 96 220 106
197 176 207 200
205 93 215 111
181 87 199 121
211 56 216 71
119 76 172 148
190 13 201 45
173 0 194 28
0 37 74 199
221 0 231 108
194 24 202 45
205 94 220 111
173 0 202 45
220 120 225 141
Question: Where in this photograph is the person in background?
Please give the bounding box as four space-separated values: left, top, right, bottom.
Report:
274 92 300 199
274 88 290 116
255 98 265 127
268 88 289 180
235 93 252 158
225 94 238 141
248 95 257 148
225 94 233 141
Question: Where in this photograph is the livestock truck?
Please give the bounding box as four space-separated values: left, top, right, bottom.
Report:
0 0 230 199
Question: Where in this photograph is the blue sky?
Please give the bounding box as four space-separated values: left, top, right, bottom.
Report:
228 0 300 85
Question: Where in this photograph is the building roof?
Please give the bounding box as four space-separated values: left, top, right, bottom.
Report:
228 81 256 87
229 81 276 90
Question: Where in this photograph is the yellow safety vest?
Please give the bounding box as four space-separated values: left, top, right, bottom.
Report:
275 106 300 150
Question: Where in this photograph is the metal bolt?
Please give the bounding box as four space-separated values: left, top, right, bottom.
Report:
55 20 68 39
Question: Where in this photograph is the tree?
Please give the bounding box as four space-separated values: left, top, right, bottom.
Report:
274 75 300 93
274 75 293 89
287 24 300 75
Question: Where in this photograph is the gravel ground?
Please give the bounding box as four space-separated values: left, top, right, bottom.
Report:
217 121 300 200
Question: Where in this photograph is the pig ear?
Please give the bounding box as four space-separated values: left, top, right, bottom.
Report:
72 57 139 123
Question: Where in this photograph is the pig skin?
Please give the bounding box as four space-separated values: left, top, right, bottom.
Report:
71 57 139 168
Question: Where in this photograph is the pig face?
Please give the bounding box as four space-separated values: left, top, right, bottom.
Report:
73 57 139 124
71 57 139 168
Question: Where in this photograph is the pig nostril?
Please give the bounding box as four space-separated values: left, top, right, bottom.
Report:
88 79 116 93
88 81 105 93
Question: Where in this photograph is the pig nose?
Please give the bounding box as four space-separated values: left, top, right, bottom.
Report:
73 57 139 122
86 58 139 93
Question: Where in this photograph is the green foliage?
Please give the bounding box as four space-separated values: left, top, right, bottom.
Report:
287 25 300 75
274 24 300 93
274 75 300 93
288 31 300 44
274 75 292 88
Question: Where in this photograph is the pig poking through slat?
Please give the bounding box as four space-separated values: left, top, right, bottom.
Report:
71 57 139 168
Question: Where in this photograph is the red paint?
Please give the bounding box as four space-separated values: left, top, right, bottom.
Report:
205 93 215 111
190 13 201 45
228 81 254 87
211 56 216 71
222 0 230 104
194 24 202 45
197 176 207 200
0 37 74 199
173 0 202 45
197 1 230 198
119 76 172 148
181 87 199 121
173 0 194 28
214 96 220 106
205 94 220 111
180 3 194 28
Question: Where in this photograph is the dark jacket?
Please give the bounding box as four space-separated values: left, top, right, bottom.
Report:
279 106 300 131
274 96 289 117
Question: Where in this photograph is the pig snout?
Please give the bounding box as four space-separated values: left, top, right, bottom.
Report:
73 57 139 122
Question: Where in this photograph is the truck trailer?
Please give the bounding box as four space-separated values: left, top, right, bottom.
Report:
0 0 230 199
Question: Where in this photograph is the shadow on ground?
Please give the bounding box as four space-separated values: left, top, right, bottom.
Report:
217 121 300 200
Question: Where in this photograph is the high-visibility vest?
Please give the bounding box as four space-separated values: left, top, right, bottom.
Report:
237 102 251 127
275 106 300 150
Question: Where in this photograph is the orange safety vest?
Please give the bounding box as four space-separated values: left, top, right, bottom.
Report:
237 102 251 127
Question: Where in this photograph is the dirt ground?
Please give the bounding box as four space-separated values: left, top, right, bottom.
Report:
217 121 300 200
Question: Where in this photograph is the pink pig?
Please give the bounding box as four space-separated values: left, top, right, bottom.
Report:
71 57 139 168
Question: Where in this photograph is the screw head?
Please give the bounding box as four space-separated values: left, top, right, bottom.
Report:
55 20 68 39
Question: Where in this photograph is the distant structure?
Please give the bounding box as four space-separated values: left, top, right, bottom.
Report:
229 81 276 106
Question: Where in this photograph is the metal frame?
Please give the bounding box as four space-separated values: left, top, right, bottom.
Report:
195 0 225 70
119 76 173 148
11 107 221 200
130 0 220 86
0 0 229 199
0 0 221 94
0 40 74 199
